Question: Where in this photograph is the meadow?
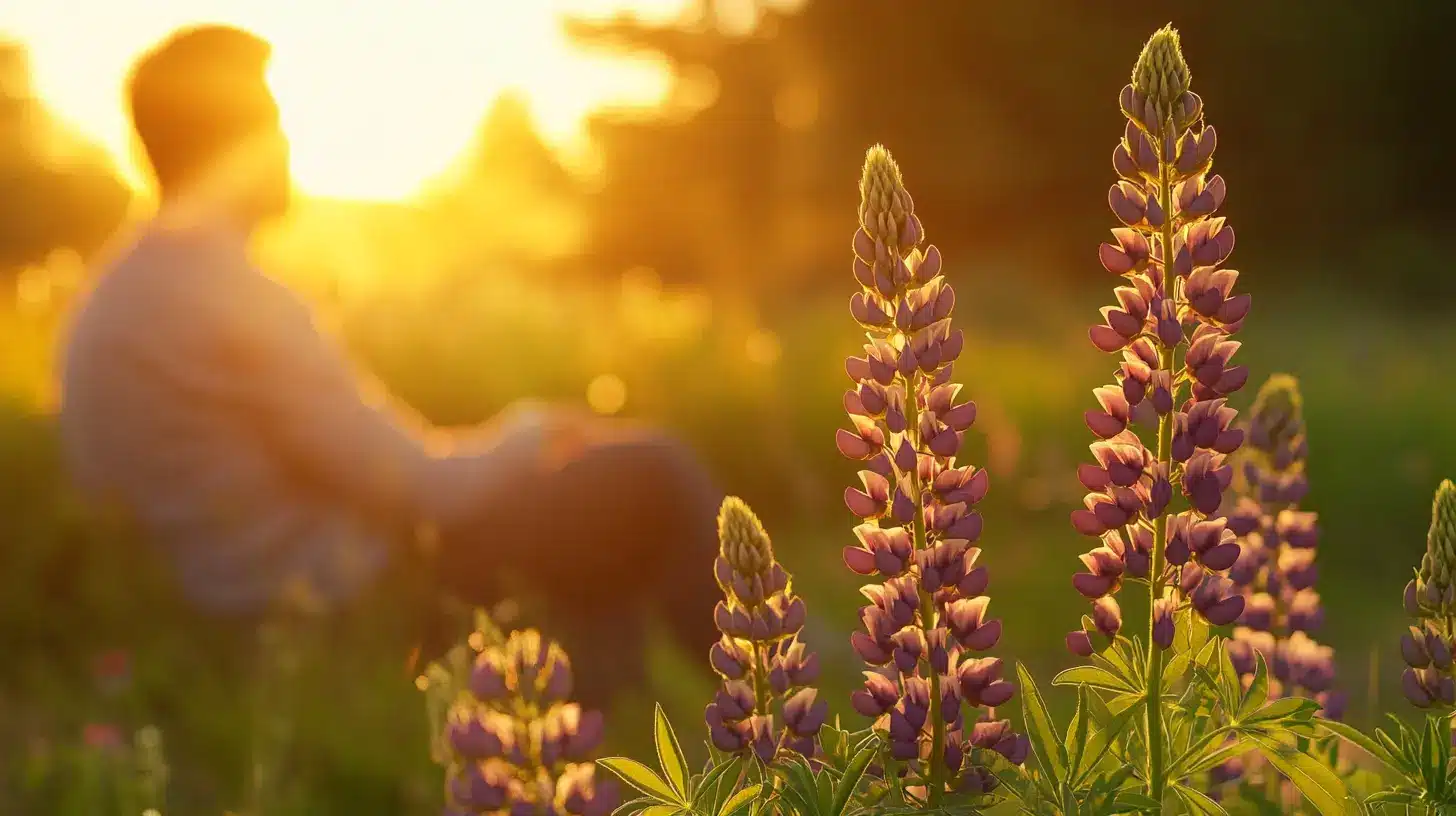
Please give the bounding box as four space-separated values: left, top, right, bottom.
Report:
1 7 1454 814
2 244 1453 814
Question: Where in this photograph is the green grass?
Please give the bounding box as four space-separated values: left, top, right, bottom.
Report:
2 265 1453 813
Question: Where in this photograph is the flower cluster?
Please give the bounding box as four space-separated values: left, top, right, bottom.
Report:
1068 24 1250 657
704 496 827 761
1399 480 1456 708
837 145 1026 803
443 629 619 816
1222 375 1341 717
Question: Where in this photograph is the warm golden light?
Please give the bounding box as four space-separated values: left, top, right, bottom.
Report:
0 0 698 201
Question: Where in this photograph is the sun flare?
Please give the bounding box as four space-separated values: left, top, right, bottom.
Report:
0 0 699 201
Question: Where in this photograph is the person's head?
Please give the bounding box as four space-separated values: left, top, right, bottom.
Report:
126 24 290 224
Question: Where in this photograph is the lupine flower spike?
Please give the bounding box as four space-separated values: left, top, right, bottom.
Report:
1399 480 1456 709
1224 375 1341 717
1069 25 1248 802
443 629 619 816
839 144 1027 806
705 496 827 762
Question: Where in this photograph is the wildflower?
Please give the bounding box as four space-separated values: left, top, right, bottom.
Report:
1069 26 1248 803
840 145 1026 806
704 496 825 762
1400 480 1456 709
1222 375 1342 717
442 629 619 815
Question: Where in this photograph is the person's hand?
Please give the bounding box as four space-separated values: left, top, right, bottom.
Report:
489 401 595 474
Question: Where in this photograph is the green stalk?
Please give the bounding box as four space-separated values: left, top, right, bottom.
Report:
903 361 945 805
1145 138 1178 805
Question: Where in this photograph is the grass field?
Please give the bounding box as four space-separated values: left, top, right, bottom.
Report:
1 256 1451 814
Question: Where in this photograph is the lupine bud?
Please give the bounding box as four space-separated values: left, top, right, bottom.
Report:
1130 25 1191 131
706 496 824 762
843 147 1025 797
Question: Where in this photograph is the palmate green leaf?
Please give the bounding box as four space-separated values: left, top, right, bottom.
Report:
1072 696 1140 785
828 737 878 816
638 806 684 816
1017 662 1068 786
1052 665 1138 694
1171 782 1228 815
1235 651 1269 722
1242 695 1320 726
1065 685 1092 781
717 784 762 816
1172 733 1250 778
1420 714 1449 801
653 704 690 800
612 795 663 816
1215 642 1243 716
1248 733 1348 816
1108 791 1161 814
691 757 744 813
1175 608 1211 656
600 757 683 805
1160 649 1193 696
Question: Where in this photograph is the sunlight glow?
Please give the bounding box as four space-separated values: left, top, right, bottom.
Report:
0 0 697 201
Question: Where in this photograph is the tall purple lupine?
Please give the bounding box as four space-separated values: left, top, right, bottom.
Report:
443 629 619 816
1068 26 1249 801
837 145 1027 805
704 496 827 762
1223 375 1342 717
1398 480 1456 709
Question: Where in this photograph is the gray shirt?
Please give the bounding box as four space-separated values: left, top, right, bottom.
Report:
57 220 495 615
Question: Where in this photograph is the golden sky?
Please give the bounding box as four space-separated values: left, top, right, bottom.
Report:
0 0 724 201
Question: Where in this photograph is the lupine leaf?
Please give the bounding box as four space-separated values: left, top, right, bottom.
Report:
1053 665 1138 694
600 758 682 804
1175 734 1250 777
1108 791 1160 813
611 795 661 816
1236 652 1269 721
1171 782 1228 815
1017 663 1067 784
1216 643 1243 715
691 757 743 811
716 784 762 816
1242 696 1320 725
637 806 683 816
1074 696 1139 784
828 738 878 815
1066 685 1091 780
1421 715 1444 799
1160 650 1192 696
654 704 691 800
1248 733 1348 815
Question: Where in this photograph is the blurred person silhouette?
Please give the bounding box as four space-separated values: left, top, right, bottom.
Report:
56 23 720 706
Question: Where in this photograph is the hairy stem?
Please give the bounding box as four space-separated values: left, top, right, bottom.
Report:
1145 144 1178 804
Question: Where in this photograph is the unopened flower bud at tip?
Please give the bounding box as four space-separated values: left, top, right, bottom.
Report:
1131 24 1191 130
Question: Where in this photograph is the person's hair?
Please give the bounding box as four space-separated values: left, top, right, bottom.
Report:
125 24 276 195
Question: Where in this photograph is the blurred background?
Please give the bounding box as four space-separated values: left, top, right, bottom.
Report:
0 0 1453 812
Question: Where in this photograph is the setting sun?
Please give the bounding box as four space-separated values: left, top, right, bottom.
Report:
0 0 702 201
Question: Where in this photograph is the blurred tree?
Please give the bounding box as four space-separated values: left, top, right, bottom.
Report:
568 0 1455 305
0 39 132 275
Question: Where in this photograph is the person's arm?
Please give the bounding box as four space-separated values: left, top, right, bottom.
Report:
163 259 518 529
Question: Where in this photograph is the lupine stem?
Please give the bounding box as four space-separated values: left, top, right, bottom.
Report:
1144 148 1178 806
904 363 945 805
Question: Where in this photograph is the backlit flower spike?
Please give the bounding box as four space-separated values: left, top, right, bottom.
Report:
704 496 826 761
1220 375 1343 722
841 145 1025 807
1400 480 1456 709
1071 24 1248 657
443 628 619 815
